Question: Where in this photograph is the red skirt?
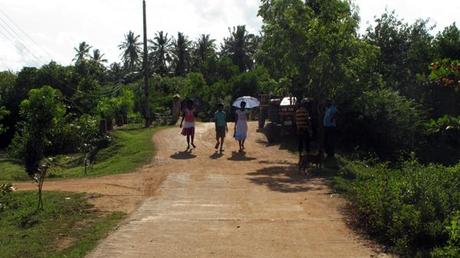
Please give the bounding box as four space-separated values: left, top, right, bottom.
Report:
181 127 195 136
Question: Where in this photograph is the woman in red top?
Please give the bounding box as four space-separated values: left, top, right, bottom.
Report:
180 99 196 149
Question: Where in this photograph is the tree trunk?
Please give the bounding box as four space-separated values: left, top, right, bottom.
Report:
107 118 113 131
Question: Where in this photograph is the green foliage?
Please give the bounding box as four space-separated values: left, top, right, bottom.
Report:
430 59 460 89
425 115 460 134
113 88 135 125
192 34 217 72
0 183 16 212
14 86 65 176
258 0 359 99
420 115 460 165
336 159 460 256
365 12 435 98
172 32 192 76
0 106 9 134
1 126 156 181
119 31 142 71
432 212 460 257
435 23 460 60
149 31 173 76
96 97 117 121
0 191 125 258
221 25 258 72
341 88 424 160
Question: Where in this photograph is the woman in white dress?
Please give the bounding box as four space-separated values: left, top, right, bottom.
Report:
234 101 248 152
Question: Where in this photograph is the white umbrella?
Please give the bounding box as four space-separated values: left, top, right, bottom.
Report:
232 96 260 109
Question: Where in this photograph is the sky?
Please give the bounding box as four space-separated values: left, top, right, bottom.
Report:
0 0 459 71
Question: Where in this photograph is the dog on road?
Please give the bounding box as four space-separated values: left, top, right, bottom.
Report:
298 150 324 175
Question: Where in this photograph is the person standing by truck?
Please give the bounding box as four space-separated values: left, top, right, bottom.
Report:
295 99 312 158
323 100 338 158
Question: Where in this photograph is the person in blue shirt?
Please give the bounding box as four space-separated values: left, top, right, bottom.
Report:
214 103 228 152
323 100 338 158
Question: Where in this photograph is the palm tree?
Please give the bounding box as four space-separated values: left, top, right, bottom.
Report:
192 34 216 70
73 41 92 64
148 31 172 76
221 25 259 72
118 31 142 71
172 32 192 76
92 49 107 64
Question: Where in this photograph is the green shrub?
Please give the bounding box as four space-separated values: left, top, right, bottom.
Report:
337 159 460 255
340 88 425 160
0 183 16 212
0 106 8 134
419 115 460 165
432 212 460 257
12 86 66 176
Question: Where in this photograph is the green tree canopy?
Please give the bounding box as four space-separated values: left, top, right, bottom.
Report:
119 31 142 72
221 25 258 72
258 0 360 100
192 34 217 71
18 86 65 176
149 31 172 76
73 41 92 65
172 32 192 76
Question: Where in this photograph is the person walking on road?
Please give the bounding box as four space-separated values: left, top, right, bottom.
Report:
234 101 248 152
180 99 197 150
323 100 338 158
214 103 228 152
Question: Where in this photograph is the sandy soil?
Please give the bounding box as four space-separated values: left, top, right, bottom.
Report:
13 132 168 214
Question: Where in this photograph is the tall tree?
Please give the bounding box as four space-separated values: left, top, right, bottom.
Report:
258 0 361 149
192 34 216 70
91 49 108 65
221 25 258 72
172 32 192 76
108 62 125 83
148 31 172 76
73 41 92 64
365 12 435 98
258 0 360 99
119 31 142 71
435 23 460 59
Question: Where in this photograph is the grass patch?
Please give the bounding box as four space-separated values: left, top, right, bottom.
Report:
0 191 125 258
0 125 161 181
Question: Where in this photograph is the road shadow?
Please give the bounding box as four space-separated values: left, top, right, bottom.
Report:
210 151 224 160
247 165 316 193
228 151 256 162
170 150 197 160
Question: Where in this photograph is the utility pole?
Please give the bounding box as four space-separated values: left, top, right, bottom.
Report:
143 0 151 127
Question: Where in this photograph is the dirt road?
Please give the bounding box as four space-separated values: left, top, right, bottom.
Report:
82 122 383 257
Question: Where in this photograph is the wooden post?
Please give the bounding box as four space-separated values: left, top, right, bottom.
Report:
143 0 152 127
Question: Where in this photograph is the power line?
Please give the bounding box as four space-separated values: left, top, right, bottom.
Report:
0 8 54 60
0 22 44 65
0 15 46 64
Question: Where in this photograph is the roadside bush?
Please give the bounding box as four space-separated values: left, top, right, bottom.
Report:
337 159 460 255
339 88 425 160
432 212 460 257
10 86 65 176
419 115 460 165
0 183 16 212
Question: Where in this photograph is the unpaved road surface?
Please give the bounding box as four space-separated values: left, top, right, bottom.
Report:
83 122 386 258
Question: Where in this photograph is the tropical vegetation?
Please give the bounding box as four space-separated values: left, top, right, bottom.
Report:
0 0 459 255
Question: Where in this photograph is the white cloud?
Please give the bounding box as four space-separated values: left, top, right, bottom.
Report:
0 0 458 71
